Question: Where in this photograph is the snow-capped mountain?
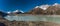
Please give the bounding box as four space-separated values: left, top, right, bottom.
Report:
28 3 60 15
34 3 60 11
39 5 50 10
7 11 11 14
20 10 24 13
2 3 60 15
53 3 59 6
13 10 20 13
35 6 39 8
28 5 49 14
6 10 24 15
35 4 50 10
13 10 24 14
52 3 60 8
28 6 45 14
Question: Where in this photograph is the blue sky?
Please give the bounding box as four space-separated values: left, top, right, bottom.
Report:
0 0 60 12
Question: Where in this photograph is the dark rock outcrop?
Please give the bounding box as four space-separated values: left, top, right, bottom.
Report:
0 11 7 17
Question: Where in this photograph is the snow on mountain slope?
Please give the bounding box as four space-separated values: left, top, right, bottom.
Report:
39 5 50 10
13 10 20 13
20 10 24 13
7 11 11 14
53 3 59 6
35 5 50 10
13 10 24 13
35 6 39 8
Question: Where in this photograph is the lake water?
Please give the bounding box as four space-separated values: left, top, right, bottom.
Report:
4 15 60 24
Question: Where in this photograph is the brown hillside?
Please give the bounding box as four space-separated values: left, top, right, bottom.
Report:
28 5 60 15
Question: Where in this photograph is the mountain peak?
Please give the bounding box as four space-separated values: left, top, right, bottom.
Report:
35 6 39 8
20 10 24 13
53 3 59 6
13 10 20 13
34 5 50 10
13 10 24 13
39 5 50 10
7 11 11 14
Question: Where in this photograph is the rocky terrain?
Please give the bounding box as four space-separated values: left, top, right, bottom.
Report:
0 3 59 16
0 3 60 26
0 18 60 26
27 3 60 15
1 3 60 16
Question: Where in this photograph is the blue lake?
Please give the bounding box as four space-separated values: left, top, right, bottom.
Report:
4 15 60 24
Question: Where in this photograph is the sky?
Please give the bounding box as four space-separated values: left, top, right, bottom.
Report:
0 0 60 12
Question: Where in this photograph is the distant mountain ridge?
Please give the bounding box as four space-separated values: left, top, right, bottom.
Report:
1 3 60 17
27 3 60 15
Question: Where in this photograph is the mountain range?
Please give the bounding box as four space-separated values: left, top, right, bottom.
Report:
1 3 60 17
27 3 60 15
